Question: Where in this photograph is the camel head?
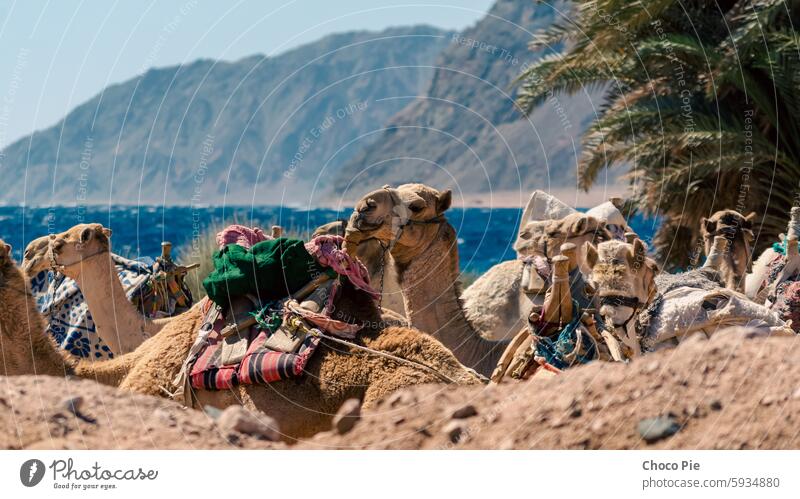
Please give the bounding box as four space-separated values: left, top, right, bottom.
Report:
515 213 612 274
700 210 755 290
47 223 112 279
585 239 658 327
344 183 452 265
22 234 53 276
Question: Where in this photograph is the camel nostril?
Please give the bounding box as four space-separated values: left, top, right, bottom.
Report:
51 240 64 251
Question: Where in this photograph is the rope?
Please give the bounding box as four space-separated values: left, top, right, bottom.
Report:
283 315 458 384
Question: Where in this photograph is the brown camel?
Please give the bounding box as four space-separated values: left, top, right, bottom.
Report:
22 224 174 355
313 220 406 318
700 210 756 292
1 238 481 440
585 237 789 359
344 184 508 377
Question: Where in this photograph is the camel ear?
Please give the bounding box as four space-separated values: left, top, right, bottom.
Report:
102 227 112 239
702 217 716 235
436 189 452 214
80 226 95 243
571 216 587 235
627 238 646 268
743 211 756 229
0 242 10 263
585 242 598 270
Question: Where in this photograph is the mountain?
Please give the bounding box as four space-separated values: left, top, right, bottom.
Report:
331 0 601 200
0 25 451 205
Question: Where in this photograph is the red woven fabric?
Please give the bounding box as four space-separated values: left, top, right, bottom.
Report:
189 309 320 391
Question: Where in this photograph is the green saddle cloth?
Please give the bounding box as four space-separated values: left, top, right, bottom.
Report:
203 237 327 307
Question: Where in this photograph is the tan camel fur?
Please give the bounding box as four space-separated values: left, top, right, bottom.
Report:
462 213 610 340
2 238 481 440
28 224 173 355
700 210 756 292
586 237 789 359
344 183 508 377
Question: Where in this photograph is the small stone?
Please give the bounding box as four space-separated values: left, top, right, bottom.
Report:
760 395 775 406
590 419 604 433
443 421 466 444
392 416 406 426
59 396 83 415
637 416 681 443
450 404 478 419
217 406 281 441
203 405 222 420
792 388 800 400
709 399 723 411
644 360 660 373
415 426 432 437
153 409 177 427
332 398 361 435
569 407 582 418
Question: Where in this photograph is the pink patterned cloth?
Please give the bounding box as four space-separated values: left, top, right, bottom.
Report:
285 300 362 339
216 225 269 250
305 235 380 300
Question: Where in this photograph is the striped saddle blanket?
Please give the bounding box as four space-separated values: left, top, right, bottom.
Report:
189 301 320 391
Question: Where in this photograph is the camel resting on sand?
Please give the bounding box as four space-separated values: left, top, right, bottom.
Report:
22 224 177 355
0 238 481 440
462 211 611 341
585 236 791 359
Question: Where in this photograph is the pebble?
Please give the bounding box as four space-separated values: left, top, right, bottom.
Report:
216 406 281 441
442 421 466 444
792 388 800 400
709 399 723 411
59 395 84 415
644 361 660 374
450 404 478 419
203 405 222 420
637 416 681 443
332 398 361 435
760 395 775 406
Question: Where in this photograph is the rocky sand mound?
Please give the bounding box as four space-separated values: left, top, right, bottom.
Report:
2 328 799 449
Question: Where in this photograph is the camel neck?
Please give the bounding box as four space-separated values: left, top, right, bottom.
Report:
0 284 70 377
71 252 153 353
396 224 506 377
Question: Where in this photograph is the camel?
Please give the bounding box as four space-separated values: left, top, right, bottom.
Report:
1 237 481 440
23 224 175 355
584 236 790 359
700 210 756 292
313 220 406 318
344 183 510 377
462 211 611 341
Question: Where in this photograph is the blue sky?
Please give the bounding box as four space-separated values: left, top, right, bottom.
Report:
0 0 493 148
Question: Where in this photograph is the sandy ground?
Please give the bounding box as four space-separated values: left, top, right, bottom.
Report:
2 327 798 450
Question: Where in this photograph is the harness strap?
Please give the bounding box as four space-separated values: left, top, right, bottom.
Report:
284 315 458 384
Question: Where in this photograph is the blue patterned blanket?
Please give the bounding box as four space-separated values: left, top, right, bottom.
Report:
30 255 154 359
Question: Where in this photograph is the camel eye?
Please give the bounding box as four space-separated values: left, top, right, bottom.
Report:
409 203 424 214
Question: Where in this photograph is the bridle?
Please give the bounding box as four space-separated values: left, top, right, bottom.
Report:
351 187 447 304
47 236 108 273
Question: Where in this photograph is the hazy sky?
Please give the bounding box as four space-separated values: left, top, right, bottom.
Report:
0 0 493 148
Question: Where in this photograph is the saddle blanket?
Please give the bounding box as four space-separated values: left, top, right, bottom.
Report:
30 255 154 359
189 304 320 391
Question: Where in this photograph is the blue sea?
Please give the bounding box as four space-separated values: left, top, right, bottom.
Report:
0 205 657 274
